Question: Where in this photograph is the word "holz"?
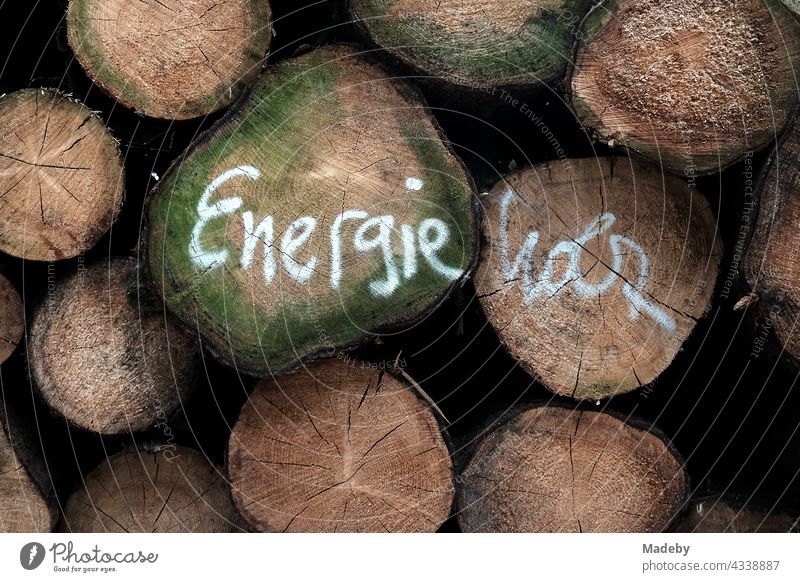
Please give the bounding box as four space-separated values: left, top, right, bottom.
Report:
498 191 677 332
189 166 463 297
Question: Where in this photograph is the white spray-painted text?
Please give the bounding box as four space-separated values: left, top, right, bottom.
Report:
188 166 463 297
498 191 677 332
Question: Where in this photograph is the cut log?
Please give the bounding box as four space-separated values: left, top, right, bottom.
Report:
475 158 721 400
28 258 197 434
0 88 124 261
457 405 688 532
350 0 595 90
569 0 800 174
227 359 454 532
67 0 272 120
61 446 239 532
673 496 798 533
146 45 477 375
743 120 800 362
0 273 23 365
0 410 58 533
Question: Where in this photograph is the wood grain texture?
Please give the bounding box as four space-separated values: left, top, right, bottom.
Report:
570 0 800 174
0 273 24 364
29 258 197 434
147 45 477 375
61 447 239 532
228 359 454 532
0 89 124 260
457 405 688 532
351 0 595 90
67 0 271 119
475 158 721 399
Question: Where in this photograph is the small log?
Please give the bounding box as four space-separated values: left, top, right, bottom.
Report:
28 258 197 434
61 446 239 532
743 119 800 362
673 496 798 533
146 45 477 375
227 359 454 532
0 405 58 532
0 88 124 261
569 0 800 174
457 405 688 532
475 158 721 399
350 0 595 90
0 273 23 365
67 0 272 120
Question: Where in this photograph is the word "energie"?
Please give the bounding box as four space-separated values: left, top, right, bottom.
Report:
188 166 463 297
498 191 677 332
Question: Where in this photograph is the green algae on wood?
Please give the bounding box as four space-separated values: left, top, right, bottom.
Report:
67 0 272 120
475 158 721 400
147 45 478 375
350 0 595 90
569 0 800 175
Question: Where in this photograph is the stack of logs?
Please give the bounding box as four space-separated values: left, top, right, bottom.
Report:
2 0 800 533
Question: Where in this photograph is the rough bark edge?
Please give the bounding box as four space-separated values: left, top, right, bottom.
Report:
453 401 690 532
564 0 799 177
142 42 481 378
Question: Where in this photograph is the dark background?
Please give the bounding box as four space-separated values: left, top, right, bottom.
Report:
1 0 799 531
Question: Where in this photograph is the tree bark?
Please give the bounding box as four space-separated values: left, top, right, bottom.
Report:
0 402 58 533
227 358 454 532
743 118 800 363
475 157 721 400
61 446 240 532
672 496 798 533
0 88 124 261
28 258 198 434
569 0 800 174
457 405 688 532
0 273 23 365
350 0 595 91
66 0 272 120
146 44 478 376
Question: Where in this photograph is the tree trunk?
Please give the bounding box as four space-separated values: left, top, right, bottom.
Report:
350 0 595 92
146 44 478 376
61 446 240 532
672 496 798 532
28 258 198 434
475 157 721 400
569 0 800 174
66 0 272 120
227 358 454 532
457 405 688 532
743 118 800 363
0 273 23 365
0 403 58 533
0 88 124 261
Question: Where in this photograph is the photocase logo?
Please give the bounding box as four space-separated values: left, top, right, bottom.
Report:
20 542 46 570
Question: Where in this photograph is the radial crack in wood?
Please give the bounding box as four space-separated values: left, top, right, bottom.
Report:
457 405 688 532
67 0 272 119
227 359 454 532
0 89 124 260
